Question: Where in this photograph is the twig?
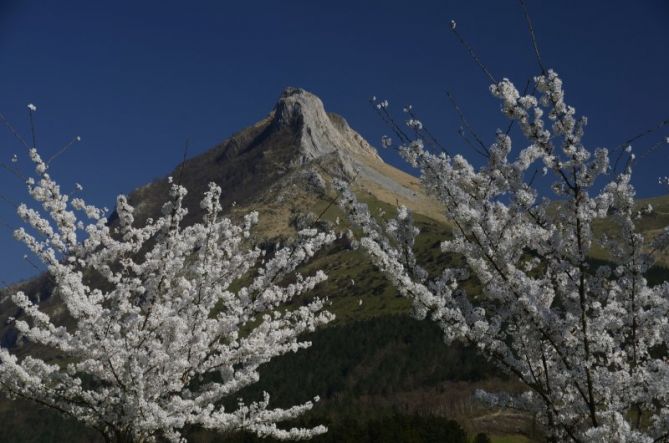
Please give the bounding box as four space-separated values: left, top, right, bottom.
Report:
618 118 668 148
23 254 42 272
458 129 488 159
638 138 667 160
527 167 540 187
177 139 190 188
611 118 669 175
446 90 489 157
47 136 82 165
519 0 547 74
0 161 28 182
316 169 360 222
404 107 451 156
28 107 37 149
449 20 496 84
370 98 412 145
0 113 31 151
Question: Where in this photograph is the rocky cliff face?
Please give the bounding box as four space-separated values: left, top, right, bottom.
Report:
124 86 445 231
272 87 380 165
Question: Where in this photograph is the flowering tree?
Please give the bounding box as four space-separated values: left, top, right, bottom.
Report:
340 71 669 442
0 147 336 442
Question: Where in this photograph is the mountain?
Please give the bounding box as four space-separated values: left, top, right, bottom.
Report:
124 86 445 236
2 87 667 443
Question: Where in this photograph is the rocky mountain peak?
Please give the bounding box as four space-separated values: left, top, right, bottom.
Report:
109 86 444 234
272 87 380 164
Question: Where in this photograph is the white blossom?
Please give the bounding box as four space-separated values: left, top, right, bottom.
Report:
381 135 392 148
343 71 669 442
406 119 423 131
1 148 336 442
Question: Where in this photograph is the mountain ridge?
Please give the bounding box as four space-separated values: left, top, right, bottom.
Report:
124 86 447 235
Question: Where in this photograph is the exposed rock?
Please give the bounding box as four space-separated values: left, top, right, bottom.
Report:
117 84 446 234
272 87 380 165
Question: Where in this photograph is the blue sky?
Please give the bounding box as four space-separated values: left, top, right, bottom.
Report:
1 0 668 283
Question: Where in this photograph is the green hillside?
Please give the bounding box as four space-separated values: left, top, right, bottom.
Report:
2 183 667 442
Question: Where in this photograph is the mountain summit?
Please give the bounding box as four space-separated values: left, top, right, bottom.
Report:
272 87 380 164
127 87 445 232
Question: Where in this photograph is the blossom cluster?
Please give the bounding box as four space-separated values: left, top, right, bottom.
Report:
1 148 336 442
343 71 669 442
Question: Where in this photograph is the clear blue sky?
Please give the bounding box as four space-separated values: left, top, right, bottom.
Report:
1 0 668 284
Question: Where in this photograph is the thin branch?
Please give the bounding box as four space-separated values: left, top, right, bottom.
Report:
0 112 31 151
177 139 190 188
316 169 359 222
404 106 451 156
458 128 489 159
47 136 82 165
449 20 496 84
519 0 547 74
0 161 27 182
370 98 412 145
23 254 43 272
638 138 667 160
611 118 669 175
619 118 669 148
527 167 540 187
28 108 37 149
446 90 489 157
